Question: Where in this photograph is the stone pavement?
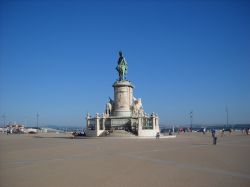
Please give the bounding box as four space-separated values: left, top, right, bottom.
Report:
0 132 249 187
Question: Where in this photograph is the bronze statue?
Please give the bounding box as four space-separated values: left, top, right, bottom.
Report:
116 51 128 81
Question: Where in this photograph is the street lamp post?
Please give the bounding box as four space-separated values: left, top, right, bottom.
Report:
225 106 229 127
36 113 39 129
190 111 193 131
2 115 6 126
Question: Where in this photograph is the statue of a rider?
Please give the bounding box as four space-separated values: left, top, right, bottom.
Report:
116 51 128 81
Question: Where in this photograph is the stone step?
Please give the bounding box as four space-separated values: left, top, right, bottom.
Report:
108 130 136 137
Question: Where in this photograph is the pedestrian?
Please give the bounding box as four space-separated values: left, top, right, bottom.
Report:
212 129 217 145
169 129 172 136
156 132 160 139
221 129 224 137
203 128 206 135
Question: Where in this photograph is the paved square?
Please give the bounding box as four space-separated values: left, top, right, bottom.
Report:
0 132 249 187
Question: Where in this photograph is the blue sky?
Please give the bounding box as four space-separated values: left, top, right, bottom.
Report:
0 0 250 127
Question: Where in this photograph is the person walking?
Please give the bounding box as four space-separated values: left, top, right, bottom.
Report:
246 128 249 135
221 129 224 137
212 129 217 145
156 132 160 139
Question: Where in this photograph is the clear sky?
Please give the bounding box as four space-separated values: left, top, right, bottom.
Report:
0 0 250 127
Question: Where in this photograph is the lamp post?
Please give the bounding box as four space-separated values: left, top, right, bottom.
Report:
225 106 229 127
2 115 6 126
36 113 39 129
190 111 193 131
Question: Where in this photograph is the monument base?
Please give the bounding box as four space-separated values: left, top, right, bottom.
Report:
85 114 160 137
112 110 131 117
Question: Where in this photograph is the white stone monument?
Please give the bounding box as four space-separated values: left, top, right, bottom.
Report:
85 51 160 137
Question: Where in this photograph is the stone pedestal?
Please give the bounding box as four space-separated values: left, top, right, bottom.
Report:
110 117 131 127
112 81 133 117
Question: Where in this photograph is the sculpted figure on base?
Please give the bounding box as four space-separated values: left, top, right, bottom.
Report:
132 97 144 117
116 51 128 81
105 97 114 117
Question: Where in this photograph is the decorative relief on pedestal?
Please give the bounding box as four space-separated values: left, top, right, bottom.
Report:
132 98 144 117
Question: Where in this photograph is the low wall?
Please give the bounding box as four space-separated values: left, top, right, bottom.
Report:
138 129 158 137
85 129 105 137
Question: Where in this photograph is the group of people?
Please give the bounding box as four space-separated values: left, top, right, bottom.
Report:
242 128 249 135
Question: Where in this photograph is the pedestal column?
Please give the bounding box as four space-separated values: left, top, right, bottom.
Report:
155 114 159 132
112 80 134 117
95 113 100 130
151 113 156 130
86 113 90 129
102 113 106 130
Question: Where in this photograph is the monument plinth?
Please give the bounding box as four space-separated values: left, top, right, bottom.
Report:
112 80 133 117
85 51 160 137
